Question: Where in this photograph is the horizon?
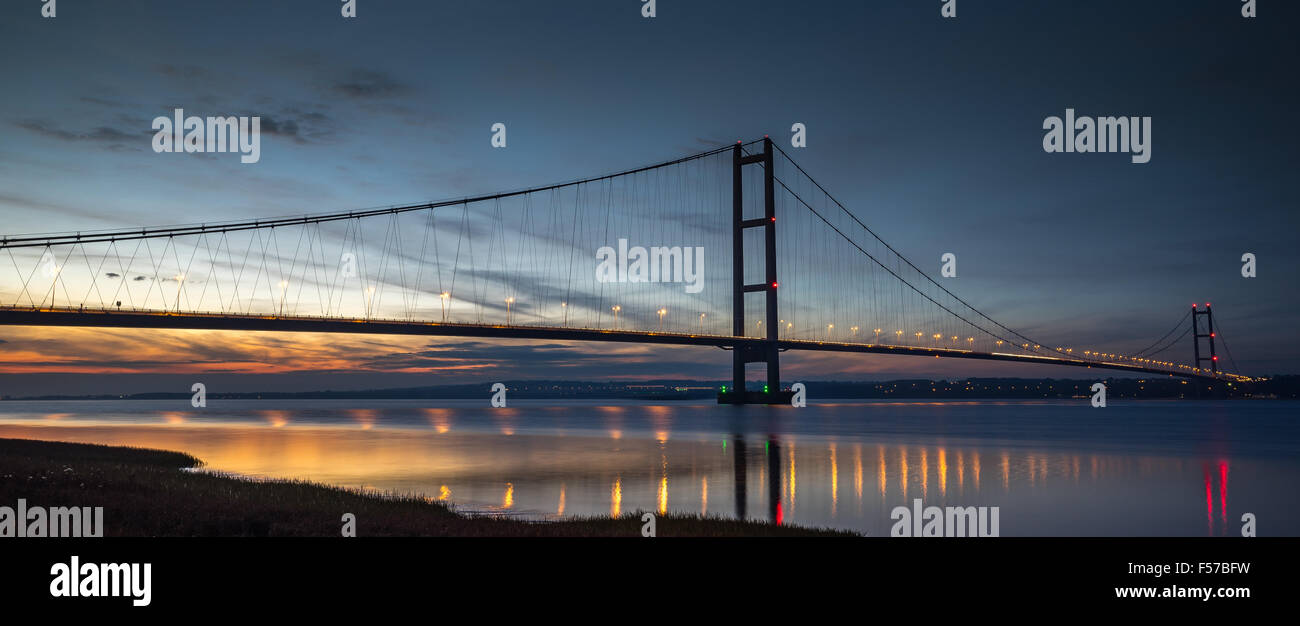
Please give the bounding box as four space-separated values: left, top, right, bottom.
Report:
3 373 1281 401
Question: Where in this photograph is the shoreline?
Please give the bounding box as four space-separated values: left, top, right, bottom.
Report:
0 437 856 538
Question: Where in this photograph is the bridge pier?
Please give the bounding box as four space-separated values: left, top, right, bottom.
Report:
720 137 787 405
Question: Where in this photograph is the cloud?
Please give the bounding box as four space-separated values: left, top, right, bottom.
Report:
258 116 299 137
79 96 131 108
332 69 409 99
0 192 148 226
14 119 146 147
361 341 615 366
254 109 335 144
155 64 210 80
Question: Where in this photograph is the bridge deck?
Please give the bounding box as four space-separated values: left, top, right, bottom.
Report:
0 306 1242 382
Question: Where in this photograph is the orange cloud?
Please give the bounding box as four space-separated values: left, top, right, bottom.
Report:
0 327 430 375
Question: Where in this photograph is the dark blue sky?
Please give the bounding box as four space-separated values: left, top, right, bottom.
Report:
0 1 1296 393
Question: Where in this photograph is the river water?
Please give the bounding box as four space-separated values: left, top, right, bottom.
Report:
1 398 1296 536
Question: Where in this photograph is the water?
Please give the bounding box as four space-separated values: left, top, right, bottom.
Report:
1 398 1297 536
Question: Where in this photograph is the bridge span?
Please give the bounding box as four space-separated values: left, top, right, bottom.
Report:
0 306 1244 383
0 138 1252 400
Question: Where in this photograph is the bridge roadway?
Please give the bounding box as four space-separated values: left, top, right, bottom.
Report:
0 306 1239 382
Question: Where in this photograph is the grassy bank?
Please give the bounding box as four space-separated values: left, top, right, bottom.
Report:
0 438 855 537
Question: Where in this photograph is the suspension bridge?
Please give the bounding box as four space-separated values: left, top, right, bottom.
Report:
0 138 1249 402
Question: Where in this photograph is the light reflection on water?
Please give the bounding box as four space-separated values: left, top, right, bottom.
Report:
0 398 1297 536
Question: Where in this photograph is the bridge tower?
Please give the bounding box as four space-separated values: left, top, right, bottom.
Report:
1192 303 1218 374
722 137 785 404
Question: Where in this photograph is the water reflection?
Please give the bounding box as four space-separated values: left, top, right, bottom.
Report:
854 444 863 502
1204 460 1231 536
0 398 1295 536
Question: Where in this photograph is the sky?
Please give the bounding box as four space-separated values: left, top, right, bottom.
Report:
0 0 1296 395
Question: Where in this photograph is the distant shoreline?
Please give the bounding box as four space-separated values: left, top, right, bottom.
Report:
2 375 1293 401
